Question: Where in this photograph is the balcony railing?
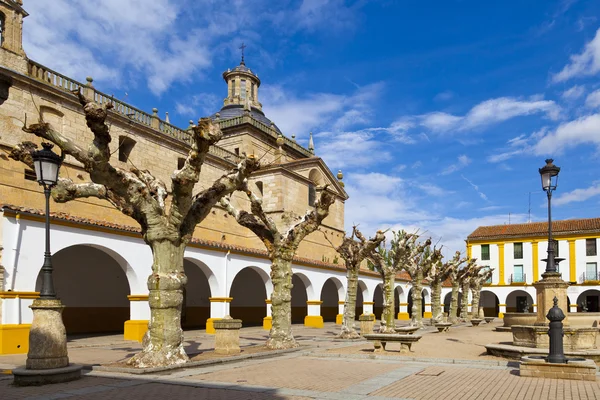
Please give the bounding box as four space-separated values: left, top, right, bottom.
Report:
510 273 526 284
580 272 599 283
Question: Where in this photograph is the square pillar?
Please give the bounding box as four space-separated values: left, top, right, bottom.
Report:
0 291 39 355
532 303 538 313
124 294 149 343
397 302 409 320
206 297 232 334
570 303 578 313
336 301 344 325
498 303 506 319
263 299 272 330
533 272 569 326
423 303 432 319
304 300 324 328
363 301 375 317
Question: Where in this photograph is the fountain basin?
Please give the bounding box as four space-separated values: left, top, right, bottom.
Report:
512 325 597 350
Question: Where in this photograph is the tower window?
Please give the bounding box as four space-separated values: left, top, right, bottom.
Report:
24 168 37 181
118 136 136 162
240 80 246 99
234 148 240 156
251 83 255 100
256 181 263 196
0 13 5 47
177 157 186 170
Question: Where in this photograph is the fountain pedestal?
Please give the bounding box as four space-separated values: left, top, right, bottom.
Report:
533 272 569 326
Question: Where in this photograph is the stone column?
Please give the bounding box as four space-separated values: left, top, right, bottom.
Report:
498 303 506 318
570 303 578 313
207 297 232 334
263 299 272 330
123 295 149 342
533 272 569 326
336 301 344 325
213 316 242 355
363 301 374 316
423 303 432 319
26 299 68 369
397 302 409 320
304 300 324 328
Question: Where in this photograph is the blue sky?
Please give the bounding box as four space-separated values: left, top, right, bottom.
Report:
21 0 600 254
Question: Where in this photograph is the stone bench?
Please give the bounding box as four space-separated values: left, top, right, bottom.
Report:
435 322 452 332
394 326 420 335
363 333 422 353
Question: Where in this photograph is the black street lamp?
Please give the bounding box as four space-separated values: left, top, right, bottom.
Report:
539 159 560 274
31 142 62 299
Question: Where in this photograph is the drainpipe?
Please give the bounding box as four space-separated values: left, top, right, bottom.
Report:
9 213 23 290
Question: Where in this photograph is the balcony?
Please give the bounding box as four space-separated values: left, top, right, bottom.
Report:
510 273 527 285
579 272 600 284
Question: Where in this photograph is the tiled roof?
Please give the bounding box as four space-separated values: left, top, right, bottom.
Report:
0 204 393 281
467 218 600 241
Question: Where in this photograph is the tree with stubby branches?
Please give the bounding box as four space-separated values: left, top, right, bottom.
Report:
403 242 442 327
220 185 335 349
459 259 481 321
470 266 494 319
369 230 430 333
334 227 386 339
9 92 259 368
427 251 456 323
446 254 469 323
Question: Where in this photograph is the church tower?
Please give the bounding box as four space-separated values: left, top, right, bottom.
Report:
221 44 262 111
0 0 27 57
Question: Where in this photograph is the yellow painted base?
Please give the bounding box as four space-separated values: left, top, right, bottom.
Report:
0 324 31 354
498 312 504 319
263 316 272 331
123 320 148 342
206 318 222 334
304 315 324 328
335 314 343 325
423 312 433 318
397 312 410 320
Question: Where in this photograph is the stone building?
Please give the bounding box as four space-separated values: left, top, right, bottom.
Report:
464 218 600 318
0 0 430 355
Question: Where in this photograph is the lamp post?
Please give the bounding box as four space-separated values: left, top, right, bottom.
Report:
539 159 560 274
31 142 62 299
13 142 82 386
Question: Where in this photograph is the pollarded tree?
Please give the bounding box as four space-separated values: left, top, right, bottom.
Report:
369 230 426 333
9 92 260 368
428 251 456 323
459 260 481 321
470 267 494 319
220 185 335 349
403 242 441 327
446 254 469 323
335 226 386 339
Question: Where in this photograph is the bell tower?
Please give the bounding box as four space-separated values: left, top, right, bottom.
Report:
222 43 262 111
0 0 28 57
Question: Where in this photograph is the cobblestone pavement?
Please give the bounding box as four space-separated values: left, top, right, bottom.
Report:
1 323 599 399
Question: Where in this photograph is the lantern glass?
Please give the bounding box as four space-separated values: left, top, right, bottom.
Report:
34 158 60 186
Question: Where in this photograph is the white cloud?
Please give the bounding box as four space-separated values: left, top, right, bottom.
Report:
175 93 221 118
585 89 600 109
561 85 586 100
416 183 450 197
317 130 392 170
434 91 454 101
350 173 402 195
410 97 560 135
440 155 472 175
533 113 600 154
552 28 600 83
461 174 489 201
554 182 600 206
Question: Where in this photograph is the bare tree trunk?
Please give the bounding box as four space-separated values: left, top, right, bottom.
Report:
266 256 298 349
380 271 396 333
449 282 459 323
339 266 360 339
411 270 423 326
128 240 188 368
460 281 470 321
471 286 481 318
431 281 443 322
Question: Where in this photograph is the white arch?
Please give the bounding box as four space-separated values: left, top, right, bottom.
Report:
422 288 431 303
394 285 406 303
184 257 220 296
320 276 345 300
293 272 315 299
229 265 273 298
358 280 370 302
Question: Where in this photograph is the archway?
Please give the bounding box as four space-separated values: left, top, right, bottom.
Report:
35 244 131 334
356 280 368 319
229 267 269 326
394 286 405 317
506 290 534 313
182 258 214 329
373 284 384 320
320 277 343 322
576 290 600 312
291 274 310 323
480 290 500 317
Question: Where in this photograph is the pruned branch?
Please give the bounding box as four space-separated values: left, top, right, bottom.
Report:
170 118 222 219
52 179 107 202
220 196 275 252
21 122 90 168
289 186 335 248
8 141 37 168
75 90 113 164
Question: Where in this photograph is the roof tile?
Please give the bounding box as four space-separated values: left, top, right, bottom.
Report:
467 218 600 241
